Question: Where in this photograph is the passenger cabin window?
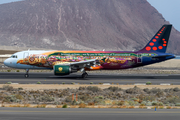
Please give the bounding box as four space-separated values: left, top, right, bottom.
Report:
10 55 18 58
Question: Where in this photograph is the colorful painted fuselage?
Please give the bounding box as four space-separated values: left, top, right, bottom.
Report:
4 24 175 72
13 50 174 70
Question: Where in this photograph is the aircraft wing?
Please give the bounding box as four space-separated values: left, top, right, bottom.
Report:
55 59 99 69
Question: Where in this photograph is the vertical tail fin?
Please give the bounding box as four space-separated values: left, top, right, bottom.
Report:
140 24 172 53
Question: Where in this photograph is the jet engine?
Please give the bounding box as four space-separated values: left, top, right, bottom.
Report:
53 65 71 76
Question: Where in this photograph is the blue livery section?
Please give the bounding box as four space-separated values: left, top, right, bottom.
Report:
140 25 172 53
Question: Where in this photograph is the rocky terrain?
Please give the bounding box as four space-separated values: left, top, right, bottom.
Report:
1 85 180 108
0 0 180 54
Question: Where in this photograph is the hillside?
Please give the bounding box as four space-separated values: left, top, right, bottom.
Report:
0 0 180 54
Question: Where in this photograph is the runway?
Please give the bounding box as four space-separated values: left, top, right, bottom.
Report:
0 108 180 120
1 72 180 84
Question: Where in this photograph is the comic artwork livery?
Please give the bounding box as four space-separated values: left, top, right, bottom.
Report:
4 25 175 78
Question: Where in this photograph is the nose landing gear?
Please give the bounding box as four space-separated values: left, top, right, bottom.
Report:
24 69 29 78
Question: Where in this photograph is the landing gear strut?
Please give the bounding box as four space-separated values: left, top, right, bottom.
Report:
24 69 29 78
82 72 88 79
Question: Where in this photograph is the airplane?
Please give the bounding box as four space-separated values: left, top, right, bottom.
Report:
4 24 175 78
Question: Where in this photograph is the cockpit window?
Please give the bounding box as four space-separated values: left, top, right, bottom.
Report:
10 55 18 58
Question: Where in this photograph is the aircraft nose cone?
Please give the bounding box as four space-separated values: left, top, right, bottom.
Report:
4 59 8 66
4 58 15 67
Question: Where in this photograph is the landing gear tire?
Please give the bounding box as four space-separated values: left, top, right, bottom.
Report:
24 74 29 78
24 69 29 78
82 72 88 79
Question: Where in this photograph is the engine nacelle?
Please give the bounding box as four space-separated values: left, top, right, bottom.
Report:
53 65 71 76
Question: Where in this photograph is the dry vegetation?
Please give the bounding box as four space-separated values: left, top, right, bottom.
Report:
1 85 180 109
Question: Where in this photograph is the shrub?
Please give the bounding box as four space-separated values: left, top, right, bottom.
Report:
173 87 180 92
2 85 13 91
4 95 19 103
62 82 65 84
62 104 68 108
150 88 162 94
79 103 86 108
156 91 164 97
71 82 75 84
39 95 54 102
143 95 155 101
163 96 180 104
126 86 142 94
65 96 72 102
37 81 41 84
88 102 95 106
87 86 100 92
158 102 163 106
90 82 93 84
94 97 104 104
130 98 137 101
6 82 12 84
18 87 23 90
146 81 152 85
79 87 86 90
141 101 146 106
117 101 124 106
143 88 150 93
152 101 158 106
164 89 170 92
128 101 135 106
15 94 23 100
16 70 20 72
140 103 146 106
166 106 171 109
7 70 11 72
79 95 89 101
71 100 78 105
146 101 152 106
108 86 121 92
175 103 180 106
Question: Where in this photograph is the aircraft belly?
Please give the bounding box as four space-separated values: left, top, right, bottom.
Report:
100 59 136 69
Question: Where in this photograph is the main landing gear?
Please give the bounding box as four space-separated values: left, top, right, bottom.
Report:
82 72 88 79
24 69 29 78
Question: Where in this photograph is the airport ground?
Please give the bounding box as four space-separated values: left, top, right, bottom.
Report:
1 52 180 119
0 108 180 120
0 71 180 85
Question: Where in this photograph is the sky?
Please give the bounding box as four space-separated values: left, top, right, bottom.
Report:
147 0 180 31
0 0 179 31
0 0 22 4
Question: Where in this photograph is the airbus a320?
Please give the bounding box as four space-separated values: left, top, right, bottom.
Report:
4 25 175 78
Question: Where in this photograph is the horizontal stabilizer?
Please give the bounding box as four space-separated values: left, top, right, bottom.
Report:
152 55 172 58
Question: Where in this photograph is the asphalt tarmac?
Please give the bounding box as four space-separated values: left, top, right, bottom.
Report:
0 108 180 120
0 72 180 84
